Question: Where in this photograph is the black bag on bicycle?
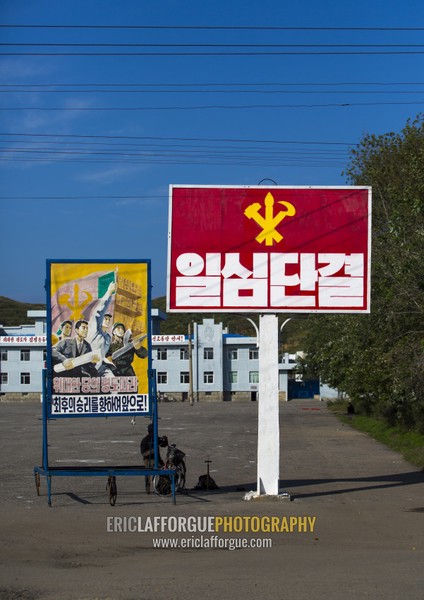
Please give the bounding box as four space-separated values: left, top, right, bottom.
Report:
167 444 185 466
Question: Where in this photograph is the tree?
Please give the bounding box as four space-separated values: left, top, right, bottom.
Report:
301 116 424 431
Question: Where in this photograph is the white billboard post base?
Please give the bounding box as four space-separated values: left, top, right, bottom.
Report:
257 314 280 496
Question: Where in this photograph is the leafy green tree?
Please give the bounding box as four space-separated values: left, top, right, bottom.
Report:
301 116 424 432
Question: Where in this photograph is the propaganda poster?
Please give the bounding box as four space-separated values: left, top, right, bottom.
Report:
47 260 151 417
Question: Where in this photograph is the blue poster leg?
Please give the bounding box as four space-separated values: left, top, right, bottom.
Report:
47 475 52 507
172 472 176 505
42 369 49 472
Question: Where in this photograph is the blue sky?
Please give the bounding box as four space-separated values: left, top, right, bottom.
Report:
1 0 423 304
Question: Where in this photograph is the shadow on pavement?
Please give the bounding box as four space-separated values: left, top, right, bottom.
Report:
281 470 424 499
43 471 423 506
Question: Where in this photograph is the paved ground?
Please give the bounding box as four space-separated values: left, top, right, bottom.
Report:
0 399 423 599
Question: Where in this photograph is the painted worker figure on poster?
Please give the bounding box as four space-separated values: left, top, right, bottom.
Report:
57 320 73 342
52 320 100 377
50 319 73 347
87 281 116 373
105 322 148 377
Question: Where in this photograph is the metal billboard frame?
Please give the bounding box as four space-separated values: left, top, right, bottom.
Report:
167 184 372 314
34 259 176 506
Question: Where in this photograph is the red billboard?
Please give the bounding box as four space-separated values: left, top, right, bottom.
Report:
167 186 371 313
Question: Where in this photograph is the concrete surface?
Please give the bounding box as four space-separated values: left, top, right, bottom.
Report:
0 399 423 599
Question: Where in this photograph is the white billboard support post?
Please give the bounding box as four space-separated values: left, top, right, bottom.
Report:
257 314 280 495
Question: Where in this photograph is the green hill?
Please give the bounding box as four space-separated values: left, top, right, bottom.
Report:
0 296 45 327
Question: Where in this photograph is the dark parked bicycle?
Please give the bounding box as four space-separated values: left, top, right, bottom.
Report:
153 443 186 496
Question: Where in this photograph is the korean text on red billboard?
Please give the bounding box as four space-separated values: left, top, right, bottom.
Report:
167 186 371 313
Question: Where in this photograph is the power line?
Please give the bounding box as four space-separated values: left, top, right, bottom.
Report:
0 132 355 146
0 138 349 156
0 155 345 167
1 24 424 31
2 50 424 56
0 195 166 200
1 101 424 110
0 123 366 168
0 140 348 154
2 43 424 48
2 88 424 95
0 129 351 157
0 147 346 160
2 81 424 87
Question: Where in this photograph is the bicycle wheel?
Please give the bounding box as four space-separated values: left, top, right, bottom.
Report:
175 463 186 491
107 476 117 506
153 473 173 496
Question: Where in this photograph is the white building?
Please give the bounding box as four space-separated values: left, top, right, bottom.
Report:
0 311 47 401
153 318 301 402
0 310 335 402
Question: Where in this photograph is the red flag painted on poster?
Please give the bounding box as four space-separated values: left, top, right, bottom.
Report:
167 186 371 313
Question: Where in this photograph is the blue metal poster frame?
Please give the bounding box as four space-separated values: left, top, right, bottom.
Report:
34 259 176 506
46 259 153 419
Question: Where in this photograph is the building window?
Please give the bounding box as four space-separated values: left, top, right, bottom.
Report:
0 349 7 361
228 371 238 384
157 372 167 384
204 371 214 384
249 371 259 384
157 349 167 360
43 349 47 361
20 349 30 361
228 349 238 360
249 349 259 360
204 347 214 360
21 372 31 385
1 373 8 384
180 371 189 384
180 349 189 360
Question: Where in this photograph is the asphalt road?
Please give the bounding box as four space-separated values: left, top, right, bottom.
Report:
0 399 423 600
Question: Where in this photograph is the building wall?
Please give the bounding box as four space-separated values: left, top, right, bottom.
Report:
1 311 336 402
0 311 47 400
153 319 263 402
194 319 224 399
223 338 259 401
154 343 189 401
0 345 45 395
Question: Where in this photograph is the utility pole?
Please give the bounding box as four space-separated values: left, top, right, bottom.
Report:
188 322 194 405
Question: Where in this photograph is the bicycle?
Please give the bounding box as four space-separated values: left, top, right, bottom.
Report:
153 443 186 496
